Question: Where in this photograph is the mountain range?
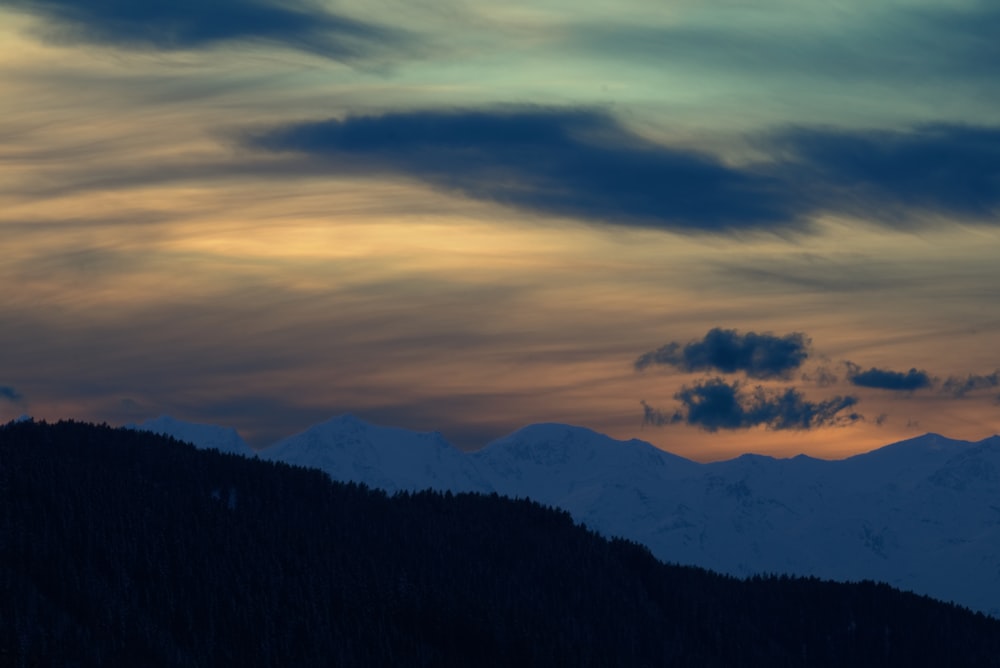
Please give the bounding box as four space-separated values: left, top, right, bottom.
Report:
133 414 1000 617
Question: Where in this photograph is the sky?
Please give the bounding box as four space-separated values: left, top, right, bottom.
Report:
2 0 999 460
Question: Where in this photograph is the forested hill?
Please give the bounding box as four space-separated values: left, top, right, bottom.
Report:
3 420 999 667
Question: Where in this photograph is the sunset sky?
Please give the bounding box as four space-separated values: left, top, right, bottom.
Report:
2 0 999 460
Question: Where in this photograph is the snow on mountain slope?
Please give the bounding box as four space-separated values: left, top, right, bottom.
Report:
258 414 492 495
473 423 697 500
897 437 1000 614
473 423 700 539
632 434 1000 617
131 415 255 457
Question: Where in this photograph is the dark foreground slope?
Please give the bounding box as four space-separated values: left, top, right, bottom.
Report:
2 420 998 667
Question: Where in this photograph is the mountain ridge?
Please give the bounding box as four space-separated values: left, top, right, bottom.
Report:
127 413 1000 617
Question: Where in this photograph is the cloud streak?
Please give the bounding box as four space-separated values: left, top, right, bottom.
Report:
772 124 1000 223
642 378 860 432
4 0 410 62
635 328 809 379
570 3 1000 87
250 108 1000 233
248 107 799 233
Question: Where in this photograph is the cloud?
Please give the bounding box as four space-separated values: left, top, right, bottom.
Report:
248 107 800 233
713 252 918 295
249 107 1000 233
0 385 24 402
635 328 809 379
642 378 860 432
941 371 1000 398
772 124 1000 223
568 3 1000 90
801 365 838 387
845 363 933 391
4 0 410 62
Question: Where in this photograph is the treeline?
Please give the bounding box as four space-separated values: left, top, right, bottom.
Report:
2 419 998 667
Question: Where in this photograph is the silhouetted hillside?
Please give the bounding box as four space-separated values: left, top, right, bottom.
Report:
2 419 999 667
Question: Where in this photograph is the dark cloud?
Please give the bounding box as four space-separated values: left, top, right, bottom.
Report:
4 0 409 62
772 124 1000 223
642 378 860 432
248 108 799 233
250 108 1000 233
0 385 24 402
845 363 933 391
941 371 1000 398
635 328 809 379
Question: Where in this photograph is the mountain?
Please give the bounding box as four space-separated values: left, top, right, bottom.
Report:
129 415 256 458
258 414 492 494
475 427 1000 618
6 419 1000 666
655 435 1000 617
472 423 699 538
132 413 1000 617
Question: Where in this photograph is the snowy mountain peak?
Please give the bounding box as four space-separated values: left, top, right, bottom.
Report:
472 422 697 505
482 422 696 468
258 414 490 494
732 453 778 463
305 414 453 448
317 413 366 429
481 422 622 460
869 432 970 454
130 415 255 458
482 422 683 458
842 432 973 469
502 422 613 440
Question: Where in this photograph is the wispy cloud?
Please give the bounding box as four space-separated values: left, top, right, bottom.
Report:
249 108 1000 234
567 3 1000 91
941 371 1000 398
642 378 860 432
635 328 809 379
801 365 838 387
4 0 412 62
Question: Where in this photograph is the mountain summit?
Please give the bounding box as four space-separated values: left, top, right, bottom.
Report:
258 414 492 494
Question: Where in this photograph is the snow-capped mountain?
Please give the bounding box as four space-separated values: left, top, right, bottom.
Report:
130 415 256 458
129 413 1000 617
472 423 699 535
641 435 1000 617
258 414 493 494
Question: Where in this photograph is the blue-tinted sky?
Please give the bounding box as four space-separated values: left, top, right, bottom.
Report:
2 0 998 459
